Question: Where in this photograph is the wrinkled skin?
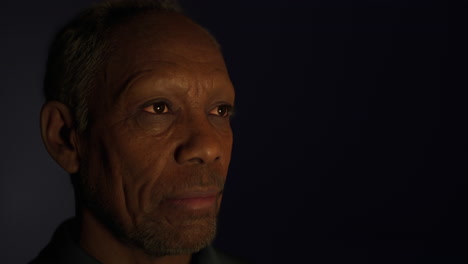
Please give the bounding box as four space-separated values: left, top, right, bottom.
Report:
78 12 235 263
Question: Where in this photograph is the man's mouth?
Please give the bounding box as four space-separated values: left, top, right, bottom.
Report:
165 189 221 211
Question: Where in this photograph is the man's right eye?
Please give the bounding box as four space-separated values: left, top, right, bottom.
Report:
143 102 170 114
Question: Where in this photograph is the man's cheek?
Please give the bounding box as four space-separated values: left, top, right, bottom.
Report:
117 151 170 214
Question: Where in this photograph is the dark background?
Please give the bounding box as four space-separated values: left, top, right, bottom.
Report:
1 1 466 263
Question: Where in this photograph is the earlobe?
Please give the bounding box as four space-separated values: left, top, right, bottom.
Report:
40 101 81 174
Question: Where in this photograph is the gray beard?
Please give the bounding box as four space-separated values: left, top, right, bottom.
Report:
75 169 218 257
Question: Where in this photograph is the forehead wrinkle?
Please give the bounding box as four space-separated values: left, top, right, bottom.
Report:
110 60 180 103
184 68 229 105
112 69 154 104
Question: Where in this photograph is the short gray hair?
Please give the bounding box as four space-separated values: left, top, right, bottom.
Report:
43 0 183 132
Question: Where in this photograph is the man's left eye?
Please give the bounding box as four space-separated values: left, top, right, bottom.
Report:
210 105 233 117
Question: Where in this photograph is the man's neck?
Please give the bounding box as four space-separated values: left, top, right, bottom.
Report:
79 209 192 264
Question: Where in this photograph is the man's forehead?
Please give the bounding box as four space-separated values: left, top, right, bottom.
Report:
108 11 218 55
96 11 229 104
104 11 225 76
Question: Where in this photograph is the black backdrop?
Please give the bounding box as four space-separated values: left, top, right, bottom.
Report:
1 1 466 263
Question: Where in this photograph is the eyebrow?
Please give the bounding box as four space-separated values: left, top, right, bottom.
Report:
110 61 230 103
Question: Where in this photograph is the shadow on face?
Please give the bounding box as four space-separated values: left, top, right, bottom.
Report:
80 11 235 256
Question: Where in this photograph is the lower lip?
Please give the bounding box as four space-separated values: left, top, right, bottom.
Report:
166 195 217 210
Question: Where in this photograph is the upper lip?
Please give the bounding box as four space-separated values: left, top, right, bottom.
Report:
167 188 222 200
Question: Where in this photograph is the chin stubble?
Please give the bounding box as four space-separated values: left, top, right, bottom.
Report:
77 164 219 257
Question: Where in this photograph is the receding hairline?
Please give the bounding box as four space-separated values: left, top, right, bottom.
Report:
105 10 221 52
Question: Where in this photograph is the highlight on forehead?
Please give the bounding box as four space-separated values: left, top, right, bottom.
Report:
103 11 226 85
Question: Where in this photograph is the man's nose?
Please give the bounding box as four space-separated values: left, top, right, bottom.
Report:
174 118 223 165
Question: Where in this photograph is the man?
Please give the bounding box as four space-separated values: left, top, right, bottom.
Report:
31 0 243 263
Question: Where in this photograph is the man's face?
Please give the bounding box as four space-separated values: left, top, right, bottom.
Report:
80 12 234 256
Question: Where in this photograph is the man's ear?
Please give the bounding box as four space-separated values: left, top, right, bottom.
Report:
40 101 81 174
